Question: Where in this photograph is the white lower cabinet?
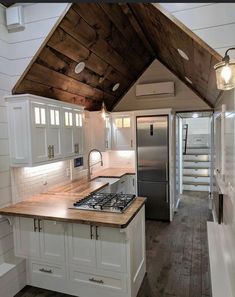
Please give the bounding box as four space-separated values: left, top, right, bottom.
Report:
14 206 146 297
15 217 66 264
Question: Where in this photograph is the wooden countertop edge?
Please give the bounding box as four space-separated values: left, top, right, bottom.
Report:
0 198 147 229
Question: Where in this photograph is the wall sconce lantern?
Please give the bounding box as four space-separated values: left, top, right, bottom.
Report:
214 48 235 90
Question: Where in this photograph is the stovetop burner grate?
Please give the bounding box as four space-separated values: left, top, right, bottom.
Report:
73 193 136 213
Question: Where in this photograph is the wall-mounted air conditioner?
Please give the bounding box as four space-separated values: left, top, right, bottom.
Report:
136 82 175 97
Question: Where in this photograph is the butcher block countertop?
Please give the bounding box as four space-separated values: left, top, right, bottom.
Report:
0 176 146 228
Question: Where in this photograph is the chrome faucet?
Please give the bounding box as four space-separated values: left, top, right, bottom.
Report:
87 149 103 181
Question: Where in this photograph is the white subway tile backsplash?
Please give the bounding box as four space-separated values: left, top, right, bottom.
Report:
11 160 70 201
0 186 11 207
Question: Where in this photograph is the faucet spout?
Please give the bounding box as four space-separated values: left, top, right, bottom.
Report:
87 149 103 181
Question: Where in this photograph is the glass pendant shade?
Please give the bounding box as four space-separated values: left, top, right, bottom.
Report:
214 59 235 90
99 101 109 120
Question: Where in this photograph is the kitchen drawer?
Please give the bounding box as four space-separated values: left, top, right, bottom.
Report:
29 261 66 281
70 266 127 293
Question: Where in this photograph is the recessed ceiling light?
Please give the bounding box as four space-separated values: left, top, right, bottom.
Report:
75 62 85 74
112 83 120 92
192 113 199 118
177 48 189 61
185 76 192 84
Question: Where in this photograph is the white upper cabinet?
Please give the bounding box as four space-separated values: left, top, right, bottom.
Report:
112 113 135 150
6 94 84 166
89 111 112 152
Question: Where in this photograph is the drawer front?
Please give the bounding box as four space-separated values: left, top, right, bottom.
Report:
70 267 127 293
30 261 66 280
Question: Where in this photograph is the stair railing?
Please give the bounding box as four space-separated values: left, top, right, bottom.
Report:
183 124 188 155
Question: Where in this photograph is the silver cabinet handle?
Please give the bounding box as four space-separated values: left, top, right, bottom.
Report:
33 219 38 232
52 145 54 158
95 226 99 240
38 219 42 232
105 140 108 149
90 225 93 240
74 143 79 154
39 268 52 274
132 178 134 187
89 277 104 284
48 145 51 158
131 140 133 147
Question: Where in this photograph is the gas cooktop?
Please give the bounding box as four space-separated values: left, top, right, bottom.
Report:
72 193 136 213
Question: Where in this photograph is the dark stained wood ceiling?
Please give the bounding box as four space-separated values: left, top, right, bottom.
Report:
12 3 222 111
0 2 15 7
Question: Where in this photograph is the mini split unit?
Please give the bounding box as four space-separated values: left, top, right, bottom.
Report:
136 82 175 97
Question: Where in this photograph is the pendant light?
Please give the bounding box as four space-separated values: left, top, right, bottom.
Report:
214 48 235 90
99 83 110 120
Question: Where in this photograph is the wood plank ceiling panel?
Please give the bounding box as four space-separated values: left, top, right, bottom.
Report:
129 3 222 108
12 3 222 110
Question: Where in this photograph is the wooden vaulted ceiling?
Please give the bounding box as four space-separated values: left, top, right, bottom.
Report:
13 3 222 111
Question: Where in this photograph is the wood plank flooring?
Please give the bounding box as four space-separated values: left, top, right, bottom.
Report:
15 191 212 297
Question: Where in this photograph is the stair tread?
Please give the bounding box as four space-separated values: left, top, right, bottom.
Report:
184 166 210 169
183 174 210 177
184 153 209 155
184 159 209 162
187 146 210 149
183 181 210 186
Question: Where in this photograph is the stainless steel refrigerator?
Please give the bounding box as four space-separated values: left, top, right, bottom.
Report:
136 115 169 221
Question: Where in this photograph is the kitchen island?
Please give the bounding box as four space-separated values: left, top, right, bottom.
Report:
0 178 146 297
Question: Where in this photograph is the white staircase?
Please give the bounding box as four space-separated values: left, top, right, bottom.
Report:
183 146 210 192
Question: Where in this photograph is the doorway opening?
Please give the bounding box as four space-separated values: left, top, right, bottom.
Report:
175 111 213 208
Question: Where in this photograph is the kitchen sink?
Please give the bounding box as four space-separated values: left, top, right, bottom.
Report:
93 177 120 185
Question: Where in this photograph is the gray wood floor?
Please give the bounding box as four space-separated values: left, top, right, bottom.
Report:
15 191 212 297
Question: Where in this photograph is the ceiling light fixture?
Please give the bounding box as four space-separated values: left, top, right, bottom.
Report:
99 101 110 120
74 62 85 74
185 76 192 84
112 83 120 92
192 113 199 118
214 48 235 90
177 48 189 61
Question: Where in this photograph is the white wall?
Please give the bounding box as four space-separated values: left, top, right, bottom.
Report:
0 3 70 295
184 117 210 135
159 3 235 58
114 59 209 112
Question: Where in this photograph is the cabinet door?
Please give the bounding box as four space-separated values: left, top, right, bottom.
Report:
96 227 126 273
105 116 112 150
116 177 128 194
62 108 74 157
31 102 48 163
68 224 96 268
15 217 40 258
47 106 62 160
112 116 133 150
39 220 66 264
73 110 84 155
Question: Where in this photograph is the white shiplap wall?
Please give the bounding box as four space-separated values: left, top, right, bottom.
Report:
0 3 70 296
159 3 235 58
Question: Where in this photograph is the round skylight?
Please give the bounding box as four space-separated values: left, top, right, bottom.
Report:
177 49 189 61
75 62 85 74
112 83 120 92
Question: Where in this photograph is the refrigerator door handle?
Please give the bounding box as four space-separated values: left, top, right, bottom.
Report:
166 163 169 180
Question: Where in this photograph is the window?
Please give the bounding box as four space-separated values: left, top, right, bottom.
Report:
34 106 46 125
114 117 131 128
75 113 82 127
50 109 60 126
65 111 73 127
